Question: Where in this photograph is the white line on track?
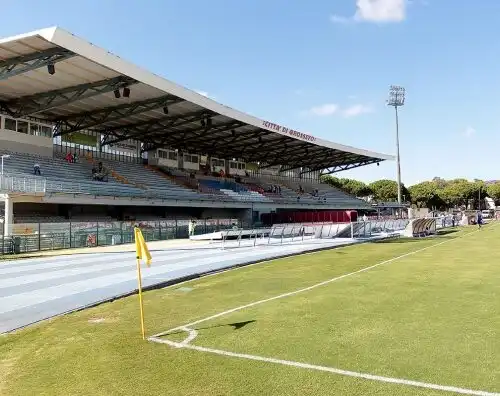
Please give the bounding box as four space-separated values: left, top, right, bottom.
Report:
149 225 500 394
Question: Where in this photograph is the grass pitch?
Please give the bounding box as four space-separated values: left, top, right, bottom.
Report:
1 225 499 396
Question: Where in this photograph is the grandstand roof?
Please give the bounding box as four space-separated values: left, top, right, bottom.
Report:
0 27 394 173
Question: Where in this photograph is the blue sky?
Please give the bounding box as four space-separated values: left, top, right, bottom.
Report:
2 0 500 185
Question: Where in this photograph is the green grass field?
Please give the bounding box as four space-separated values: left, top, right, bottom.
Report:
1 224 499 396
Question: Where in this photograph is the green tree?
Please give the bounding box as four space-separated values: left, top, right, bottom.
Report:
487 183 500 203
409 181 440 208
369 179 410 202
440 179 475 207
340 179 372 197
320 175 342 188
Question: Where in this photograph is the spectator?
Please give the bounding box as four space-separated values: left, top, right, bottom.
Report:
362 214 368 222
65 152 73 163
188 220 196 236
73 152 78 163
33 162 41 176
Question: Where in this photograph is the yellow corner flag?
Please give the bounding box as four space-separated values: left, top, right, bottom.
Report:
134 227 152 340
134 227 152 266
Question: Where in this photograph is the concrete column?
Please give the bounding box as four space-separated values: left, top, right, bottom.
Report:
178 151 184 169
4 195 13 237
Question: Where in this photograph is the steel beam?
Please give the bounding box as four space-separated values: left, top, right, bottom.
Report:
1 76 137 118
319 158 381 174
137 123 232 152
222 132 285 154
179 121 246 146
54 94 185 136
0 47 75 81
102 111 208 146
103 109 213 134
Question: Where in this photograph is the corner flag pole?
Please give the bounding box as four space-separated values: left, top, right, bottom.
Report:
134 227 152 340
136 255 146 340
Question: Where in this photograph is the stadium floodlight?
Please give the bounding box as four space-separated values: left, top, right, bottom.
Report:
387 85 406 205
1 154 11 175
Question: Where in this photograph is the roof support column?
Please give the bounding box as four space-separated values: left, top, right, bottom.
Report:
178 150 184 170
3 194 13 237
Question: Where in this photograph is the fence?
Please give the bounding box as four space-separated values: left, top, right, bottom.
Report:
0 175 46 194
0 219 242 255
0 219 415 256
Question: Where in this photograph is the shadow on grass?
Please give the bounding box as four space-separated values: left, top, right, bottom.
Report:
161 320 256 338
376 234 460 244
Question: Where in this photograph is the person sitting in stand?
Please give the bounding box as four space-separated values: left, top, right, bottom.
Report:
33 162 41 176
97 162 108 182
65 152 73 163
72 152 79 163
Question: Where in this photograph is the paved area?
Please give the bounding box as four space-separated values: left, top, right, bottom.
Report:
0 236 361 333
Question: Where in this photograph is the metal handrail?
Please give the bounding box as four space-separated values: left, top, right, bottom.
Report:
0 175 46 193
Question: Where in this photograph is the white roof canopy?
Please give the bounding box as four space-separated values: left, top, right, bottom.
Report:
0 27 394 173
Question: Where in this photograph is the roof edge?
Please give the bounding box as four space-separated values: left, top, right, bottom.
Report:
4 26 395 162
0 26 58 45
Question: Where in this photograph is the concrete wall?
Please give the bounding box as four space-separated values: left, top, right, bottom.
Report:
0 129 53 157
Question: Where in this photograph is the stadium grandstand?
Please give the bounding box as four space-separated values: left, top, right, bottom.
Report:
0 27 393 243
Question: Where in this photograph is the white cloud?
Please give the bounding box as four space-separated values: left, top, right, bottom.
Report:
342 104 373 117
355 0 406 22
464 126 476 138
307 103 340 116
303 103 373 118
329 14 351 24
331 0 406 24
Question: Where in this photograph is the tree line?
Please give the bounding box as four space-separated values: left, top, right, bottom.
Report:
321 176 500 209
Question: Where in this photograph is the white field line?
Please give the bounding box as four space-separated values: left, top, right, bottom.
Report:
152 227 484 338
149 335 500 396
149 225 498 395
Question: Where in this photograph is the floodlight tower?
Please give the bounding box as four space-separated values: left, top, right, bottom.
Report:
387 85 406 205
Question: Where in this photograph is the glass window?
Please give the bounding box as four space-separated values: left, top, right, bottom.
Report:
30 123 39 135
4 118 16 131
230 161 236 169
40 125 52 137
17 120 29 134
191 155 198 163
168 151 177 161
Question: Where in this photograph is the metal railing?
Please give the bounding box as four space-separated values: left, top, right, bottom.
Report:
0 219 414 256
0 219 243 255
0 175 46 194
